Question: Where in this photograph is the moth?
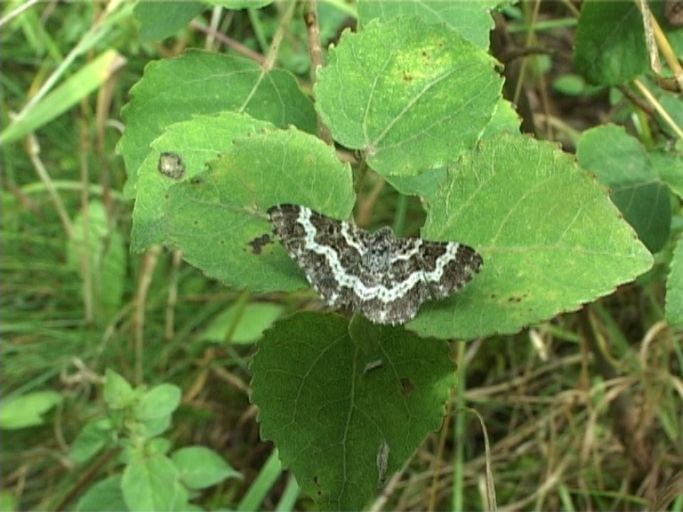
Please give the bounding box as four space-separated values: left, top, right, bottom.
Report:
268 204 482 325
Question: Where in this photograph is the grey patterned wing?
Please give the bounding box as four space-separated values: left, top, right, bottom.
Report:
355 236 433 325
417 241 483 300
268 204 364 309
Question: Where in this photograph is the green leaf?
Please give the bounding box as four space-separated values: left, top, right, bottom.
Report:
147 437 173 456
131 112 275 252
118 50 317 197
75 475 127 512
0 490 17 512
140 415 173 439
0 50 125 146
201 302 284 344
575 0 648 85
656 92 683 140
408 133 653 339
67 200 126 323
315 17 502 177
134 384 182 421
103 369 135 410
478 97 522 140
251 313 455 510
69 418 113 464
172 446 241 489
666 238 683 328
650 149 683 199
122 454 188 511
0 391 61 430
164 127 355 292
552 73 587 96
384 167 447 203
357 0 500 49
577 124 671 252
385 99 520 201
134 1 206 42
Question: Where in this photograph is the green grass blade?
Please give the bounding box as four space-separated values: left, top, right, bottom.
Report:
1 50 124 145
237 449 282 511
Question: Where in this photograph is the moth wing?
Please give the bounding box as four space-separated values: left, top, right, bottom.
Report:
417 241 482 300
268 204 362 309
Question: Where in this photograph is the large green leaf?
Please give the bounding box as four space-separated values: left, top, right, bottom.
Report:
315 17 502 177
577 124 671 252
407 133 653 339
118 50 317 197
164 128 355 292
131 112 275 252
385 98 521 200
575 0 648 85
666 238 683 329
357 0 501 49
251 313 454 510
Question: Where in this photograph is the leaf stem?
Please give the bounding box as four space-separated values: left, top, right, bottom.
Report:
303 0 333 144
262 0 298 72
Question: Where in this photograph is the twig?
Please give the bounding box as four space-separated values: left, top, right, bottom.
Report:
303 0 333 144
164 250 183 341
133 246 161 385
617 84 657 116
262 0 297 72
191 19 265 64
26 134 74 238
355 176 385 227
651 14 683 92
634 79 683 140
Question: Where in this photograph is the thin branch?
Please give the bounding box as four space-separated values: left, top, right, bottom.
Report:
191 19 265 64
304 0 333 144
262 0 297 72
27 134 74 238
133 246 161 385
634 79 683 140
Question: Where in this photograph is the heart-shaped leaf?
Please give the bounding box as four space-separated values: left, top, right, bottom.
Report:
251 312 454 510
316 17 502 177
408 133 653 339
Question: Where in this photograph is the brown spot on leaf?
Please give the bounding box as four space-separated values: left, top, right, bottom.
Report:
248 234 272 255
400 377 415 396
507 294 527 303
158 152 185 179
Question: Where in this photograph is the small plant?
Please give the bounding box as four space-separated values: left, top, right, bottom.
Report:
69 370 240 511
